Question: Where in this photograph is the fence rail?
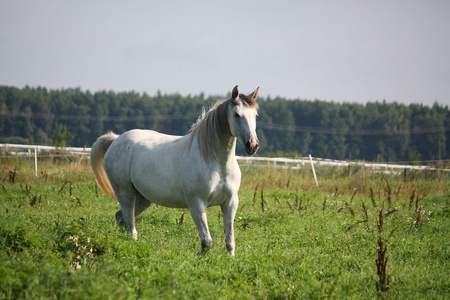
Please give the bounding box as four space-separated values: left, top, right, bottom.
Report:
235 155 449 172
2 143 449 177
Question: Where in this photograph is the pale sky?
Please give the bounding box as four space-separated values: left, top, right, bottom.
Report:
1 0 449 106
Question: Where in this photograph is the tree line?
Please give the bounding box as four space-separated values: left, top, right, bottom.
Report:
1 85 448 162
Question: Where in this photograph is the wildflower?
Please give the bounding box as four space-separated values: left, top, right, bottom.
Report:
87 248 95 258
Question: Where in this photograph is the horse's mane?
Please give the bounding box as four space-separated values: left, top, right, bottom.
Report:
188 98 232 163
188 93 258 162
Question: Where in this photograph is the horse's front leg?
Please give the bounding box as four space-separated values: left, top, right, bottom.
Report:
221 194 238 256
189 201 212 255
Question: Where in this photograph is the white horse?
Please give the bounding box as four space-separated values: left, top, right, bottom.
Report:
90 86 259 256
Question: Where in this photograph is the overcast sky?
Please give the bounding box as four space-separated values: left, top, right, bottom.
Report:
1 0 449 106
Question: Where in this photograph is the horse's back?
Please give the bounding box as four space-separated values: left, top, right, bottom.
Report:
120 129 181 145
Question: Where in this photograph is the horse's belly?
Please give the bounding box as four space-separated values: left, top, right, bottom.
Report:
132 168 188 208
143 193 188 208
138 183 187 208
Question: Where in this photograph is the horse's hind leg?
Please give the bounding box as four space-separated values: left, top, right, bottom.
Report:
116 190 152 226
113 185 138 239
135 191 152 217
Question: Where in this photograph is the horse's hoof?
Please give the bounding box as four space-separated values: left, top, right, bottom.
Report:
115 210 125 226
197 247 210 256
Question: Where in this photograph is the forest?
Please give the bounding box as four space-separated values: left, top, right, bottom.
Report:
1 85 448 162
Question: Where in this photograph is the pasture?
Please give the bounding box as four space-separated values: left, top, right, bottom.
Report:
1 157 449 299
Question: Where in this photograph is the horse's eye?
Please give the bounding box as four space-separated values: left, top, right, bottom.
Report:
234 113 240 118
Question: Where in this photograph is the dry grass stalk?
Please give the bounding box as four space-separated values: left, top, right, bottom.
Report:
58 181 68 195
176 211 185 226
252 184 258 206
384 209 399 218
361 201 369 221
337 201 355 217
0 183 11 201
346 202 355 217
409 189 416 210
20 183 32 197
378 209 384 233
413 197 423 226
29 195 37 206
370 187 377 208
8 167 17 184
242 218 249 230
295 194 303 211
375 208 390 296
274 196 282 206
385 180 392 207
40 171 48 182
334 186 339 198
346 220 366 232
376 236 390 295
395 182 402 200
350 188 357 204
286 201 293 211
260 187 265 213
72 196 82 206
322 197 327 213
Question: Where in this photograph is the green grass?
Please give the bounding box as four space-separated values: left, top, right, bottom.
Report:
0 158 449 299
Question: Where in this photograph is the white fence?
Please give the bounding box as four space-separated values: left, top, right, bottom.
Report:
1 143 90 176
236 155 449 172
1 143 449 177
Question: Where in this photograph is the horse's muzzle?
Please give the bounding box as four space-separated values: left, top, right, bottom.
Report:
245 140 260 155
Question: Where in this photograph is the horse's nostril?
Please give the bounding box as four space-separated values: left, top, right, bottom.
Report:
245 140 259 155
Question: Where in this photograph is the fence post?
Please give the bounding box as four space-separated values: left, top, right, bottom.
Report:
34 148 38 177
309 154 319 187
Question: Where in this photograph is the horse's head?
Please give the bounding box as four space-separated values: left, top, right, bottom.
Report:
228 85 260 155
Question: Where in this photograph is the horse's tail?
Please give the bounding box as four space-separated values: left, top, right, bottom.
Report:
90 131 119 197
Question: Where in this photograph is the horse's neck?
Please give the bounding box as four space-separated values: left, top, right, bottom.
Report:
216 136 237 163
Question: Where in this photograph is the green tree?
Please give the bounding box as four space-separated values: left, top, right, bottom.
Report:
51 121 74 148
1 85 448 162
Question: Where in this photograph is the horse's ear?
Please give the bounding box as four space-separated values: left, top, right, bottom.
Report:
232 85 239 100
250 87 260 100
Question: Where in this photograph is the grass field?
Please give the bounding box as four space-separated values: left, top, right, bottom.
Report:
1 156 449 299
